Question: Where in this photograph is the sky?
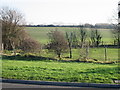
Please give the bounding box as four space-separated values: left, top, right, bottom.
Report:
0 0 119 25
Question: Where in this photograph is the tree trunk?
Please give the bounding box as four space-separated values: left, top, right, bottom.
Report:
69 46 72 58
58 53 61 60
96 41 99 47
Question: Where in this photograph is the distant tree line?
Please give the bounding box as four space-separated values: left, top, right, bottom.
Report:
25 23 115 29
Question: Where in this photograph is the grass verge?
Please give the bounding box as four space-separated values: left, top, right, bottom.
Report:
2 59 119 84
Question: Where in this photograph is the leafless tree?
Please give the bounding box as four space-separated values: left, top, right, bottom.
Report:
79 26 87 48
0 7 25 50
112 25 120 46
66 32 73 58
66 31 78 58
72 31 79 48
79 42 90 61
90 29 102 47
47 30 68 59
0 7 42 54
110 7 120 46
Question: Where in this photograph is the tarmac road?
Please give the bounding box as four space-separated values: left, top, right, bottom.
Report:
1 78 120 89
2 83 119 90
2 82 80 88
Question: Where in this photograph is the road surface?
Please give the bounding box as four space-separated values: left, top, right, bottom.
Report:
2 83 119 90
2 82 80 88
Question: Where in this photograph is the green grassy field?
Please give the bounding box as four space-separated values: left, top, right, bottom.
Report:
25 27 114 44
41 48 119 61
2 59 119 84
24 27 118 61
2 27 118 84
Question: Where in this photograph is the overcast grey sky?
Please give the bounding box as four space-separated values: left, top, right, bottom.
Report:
0 0 119 25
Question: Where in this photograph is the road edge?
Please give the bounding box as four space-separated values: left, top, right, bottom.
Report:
1 78 120 88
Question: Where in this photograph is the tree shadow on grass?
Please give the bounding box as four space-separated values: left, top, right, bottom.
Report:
2 55 58 61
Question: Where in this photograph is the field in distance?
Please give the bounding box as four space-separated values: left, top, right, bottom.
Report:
25 27 114 44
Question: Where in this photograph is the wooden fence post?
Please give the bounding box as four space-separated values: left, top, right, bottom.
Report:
104 46 107 61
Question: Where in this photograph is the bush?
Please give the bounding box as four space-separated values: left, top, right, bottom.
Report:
20 37 41 53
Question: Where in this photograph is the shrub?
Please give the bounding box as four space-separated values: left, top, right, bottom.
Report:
20 37 41 53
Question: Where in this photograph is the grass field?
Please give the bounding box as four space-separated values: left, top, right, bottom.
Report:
24 27 118 61
2 27 119 84
2 59 119 84
41 48 119 61
25 27 114 44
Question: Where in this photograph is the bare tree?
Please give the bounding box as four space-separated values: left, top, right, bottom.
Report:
66 32 73 58
79 42 90 61
110 5 120 46
0 7 42 54
111 5 120 47
66 31 78 58
72 32 79 48
47 30 68 59
79 26 87 48
90 29 102 47
0 7 25 50
112 25 120 46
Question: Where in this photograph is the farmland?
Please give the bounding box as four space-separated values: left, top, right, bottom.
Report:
1 4 119 86
2 27 119 84
24 27 119 61
41 48 119 61
25 27 114 44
